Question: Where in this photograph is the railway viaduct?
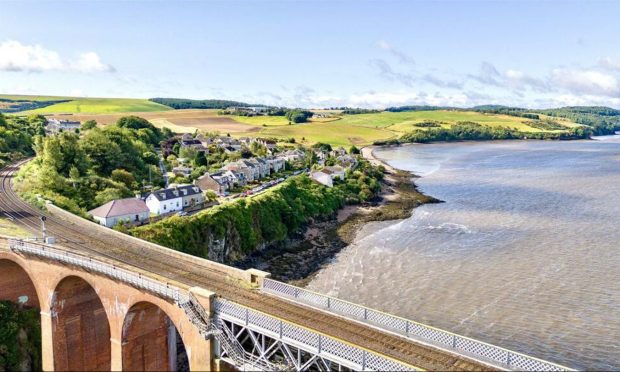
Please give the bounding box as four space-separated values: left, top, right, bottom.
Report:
0 162 571 371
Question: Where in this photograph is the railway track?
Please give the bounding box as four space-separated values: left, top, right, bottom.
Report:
0 160 492 371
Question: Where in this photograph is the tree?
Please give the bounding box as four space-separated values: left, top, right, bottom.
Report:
116 116 152 130
142 151 159 165
205 190 218 202
349 145 360 154
94 187 128 206
285 110 313 123
69 166 80 189
194 151 209 167
111 169 137 189
80 129 123 175
81 120 97 131
311 142 332 152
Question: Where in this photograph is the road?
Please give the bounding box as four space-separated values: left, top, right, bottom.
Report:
0 160 491 371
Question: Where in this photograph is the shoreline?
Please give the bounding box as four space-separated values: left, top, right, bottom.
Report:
236 144 442 286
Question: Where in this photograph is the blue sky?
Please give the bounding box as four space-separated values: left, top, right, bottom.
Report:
1 0 620 108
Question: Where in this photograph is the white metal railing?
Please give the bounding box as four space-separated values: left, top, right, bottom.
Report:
8 239 188 304
214 298 416 371
7 238 413 371
262 278 571 371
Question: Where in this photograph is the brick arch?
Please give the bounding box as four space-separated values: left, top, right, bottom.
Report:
51 275 111 371
0 258 41 309
121 301 188 371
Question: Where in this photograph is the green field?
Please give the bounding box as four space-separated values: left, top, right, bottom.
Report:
0 94 76 101
229 115 290 126
251 121 397 146
0 95 171 114
25 98 171 114
234 110 581 146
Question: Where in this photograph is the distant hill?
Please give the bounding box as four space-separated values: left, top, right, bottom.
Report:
150 98 257 110
0 97 71 113
0 95 171 114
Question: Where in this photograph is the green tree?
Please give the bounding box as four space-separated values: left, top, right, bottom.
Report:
94 187 129 206
81 120 97 131
111 169 137 189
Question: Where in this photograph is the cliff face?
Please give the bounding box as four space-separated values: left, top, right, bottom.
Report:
131 176 346 264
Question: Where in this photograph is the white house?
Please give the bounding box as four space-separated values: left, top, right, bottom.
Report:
145 185 204 214
46 118 81 135
323 165 346 180
88 198 150 228
267 157 285 173
145 188 183 215
310 170 334 187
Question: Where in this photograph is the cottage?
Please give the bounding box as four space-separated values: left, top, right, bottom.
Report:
88 198 150 227
254 138 277 151
223 170 247 187
178 185 204 207
323 165 346 180
266 157 285 173
145 188 182 215
222 162 254 182
195 173 229 195
181 139 208 153
280 149 305 163
250 158 270 178
46 119 81 135
240 160 260 180
314 149 328 166
331 147 347 157
310 170 334 187
172 166 193 177
336 155 358 169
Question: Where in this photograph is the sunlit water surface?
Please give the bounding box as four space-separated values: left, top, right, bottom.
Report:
307 137 620 370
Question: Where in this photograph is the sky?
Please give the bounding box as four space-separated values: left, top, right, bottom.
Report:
1 0 620 109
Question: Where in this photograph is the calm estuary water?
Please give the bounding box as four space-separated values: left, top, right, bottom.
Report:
307 137 620 370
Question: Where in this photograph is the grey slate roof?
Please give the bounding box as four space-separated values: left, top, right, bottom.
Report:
148 185 202 201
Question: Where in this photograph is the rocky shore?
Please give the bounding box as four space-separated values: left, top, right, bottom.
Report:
235 145 442 286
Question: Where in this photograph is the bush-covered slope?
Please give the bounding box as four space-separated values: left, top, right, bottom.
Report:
131 166 382 263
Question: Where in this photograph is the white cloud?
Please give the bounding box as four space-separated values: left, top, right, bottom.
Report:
0 40 63 72
546 94 620 108
470 63 548 92
0 40 115 73
369 58 415 87
550 68 619 97
598 57 620 71
71 52 115 73
376 40 415 65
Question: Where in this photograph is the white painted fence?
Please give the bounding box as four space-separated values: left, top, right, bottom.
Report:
214 298 416 371
8 239 187 303
262 278 571 371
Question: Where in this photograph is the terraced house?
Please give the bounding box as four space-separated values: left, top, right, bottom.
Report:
145 185 203 215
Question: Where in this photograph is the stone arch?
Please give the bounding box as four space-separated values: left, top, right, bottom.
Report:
51 275 111 371
0 258 41 308
121 301 188 371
